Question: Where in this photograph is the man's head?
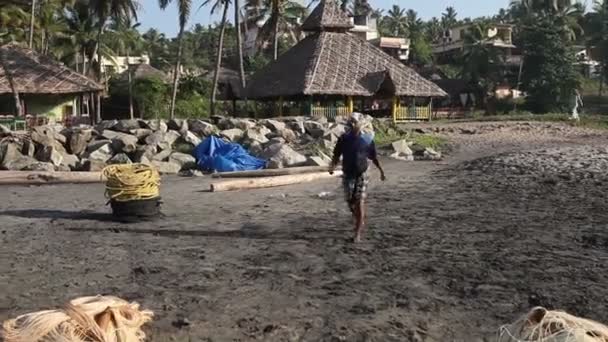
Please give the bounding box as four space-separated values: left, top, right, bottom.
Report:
348 112 363 134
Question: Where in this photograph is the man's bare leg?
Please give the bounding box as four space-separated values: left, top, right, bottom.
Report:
353 200 365 243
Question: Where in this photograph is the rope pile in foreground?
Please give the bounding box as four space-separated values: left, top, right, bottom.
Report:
2 295 153 342
103 164 160 202
499 307 608 342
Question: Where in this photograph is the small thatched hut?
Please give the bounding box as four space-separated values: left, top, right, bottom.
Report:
0 43 103 124
203 67 244 101
246 0 447 121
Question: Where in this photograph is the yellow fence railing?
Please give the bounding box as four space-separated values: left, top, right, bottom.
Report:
311 106 350 120
393 103 432 122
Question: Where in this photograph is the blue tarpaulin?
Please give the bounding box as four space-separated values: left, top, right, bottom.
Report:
193 136 266 172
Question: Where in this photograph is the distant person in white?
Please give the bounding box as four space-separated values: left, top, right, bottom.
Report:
571 90 583 122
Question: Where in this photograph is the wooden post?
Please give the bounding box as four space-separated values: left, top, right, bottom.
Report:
429 99 433 122
392 96 397 123
96 93 101 123
232 99 237 116
278 97 283 117
307 97 313 117
347 96 353 114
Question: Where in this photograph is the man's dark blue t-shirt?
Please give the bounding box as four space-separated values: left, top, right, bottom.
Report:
332 132 377 177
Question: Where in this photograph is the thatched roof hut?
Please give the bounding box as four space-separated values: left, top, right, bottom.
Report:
120 63 170 83
0 43 103 95
246 0 447 100
0 43 102 121
203 67 245 101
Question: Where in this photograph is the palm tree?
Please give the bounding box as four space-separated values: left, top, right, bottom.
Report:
406 9 423 37
385 5 407 36
60 0 98 74
89 0 139 81
510 0 583 41
109 18 142 118
235 0 246 108
159 0 192 119
441 6 458 30
461 21 503 108
425 17 442 43
247 0 306 60
0 4 29 44
202 0 230 116
29 0 36 48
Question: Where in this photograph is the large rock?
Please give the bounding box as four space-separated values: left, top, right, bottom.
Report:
0 140 23 169
30 126 66 153
420 147 442 161
288 121 306 135
23 162 56 172
108 153 132 164
147 120 168 133
145 130 180 150
278 128 297 143
133 145 157 163
78 158 106 171
86 140 111 153
60 153 80 170
87 142 113 162
102 130 138 153
261 143 307 169
151 160 181 174
35 146 64 166
4 156 38 170
182 130 202 147
69 129 93 155
188 119 216 137
130 128 153 140
169 152 196 170
21 140 35 157
262 119 286 132
95 120 118 133
328 123 347 137
112 119 141 133
161 131 181 150
392 139 412 154
152 148 173 162
168 119 189 133
243 127 269 144
303 121 327 138
220 128 244 142
307 154 331 167
390 139 414 161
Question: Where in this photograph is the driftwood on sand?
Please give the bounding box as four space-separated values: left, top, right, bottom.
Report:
1 295 153 342
0 171 105 185
211 166 336 178
210 171 342 192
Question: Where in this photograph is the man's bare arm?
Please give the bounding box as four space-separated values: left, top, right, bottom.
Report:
372 158 386 181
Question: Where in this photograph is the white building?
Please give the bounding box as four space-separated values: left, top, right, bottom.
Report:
432 23 515 55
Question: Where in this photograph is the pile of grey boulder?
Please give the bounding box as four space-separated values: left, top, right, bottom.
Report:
0 115 441 175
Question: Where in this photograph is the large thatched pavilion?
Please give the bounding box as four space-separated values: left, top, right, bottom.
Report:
246 0 447 122
0 43 103 127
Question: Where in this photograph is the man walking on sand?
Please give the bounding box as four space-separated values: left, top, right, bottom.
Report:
329 113 386 243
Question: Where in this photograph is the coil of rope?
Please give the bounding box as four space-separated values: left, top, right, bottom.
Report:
102 164 161 202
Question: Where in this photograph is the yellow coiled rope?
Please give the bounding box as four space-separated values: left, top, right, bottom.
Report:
102 164 161 202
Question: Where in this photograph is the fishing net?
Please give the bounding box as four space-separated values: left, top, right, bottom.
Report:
499 307 608 342
2 295 153 342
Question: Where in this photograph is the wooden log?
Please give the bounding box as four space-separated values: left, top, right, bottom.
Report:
210 171 342 192
211 166 337 178
0 171 105 185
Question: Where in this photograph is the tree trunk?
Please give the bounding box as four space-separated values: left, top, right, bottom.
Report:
600 63 604 97
234 0 247 112
94 23 104 82
96 93 101 123
29 0 36 49
211 2 229 116
82 47 88 75
169 26 185 119
127 50 134 119
272 15 279 60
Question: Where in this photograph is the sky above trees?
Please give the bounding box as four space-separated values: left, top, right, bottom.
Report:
137 0 512 37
